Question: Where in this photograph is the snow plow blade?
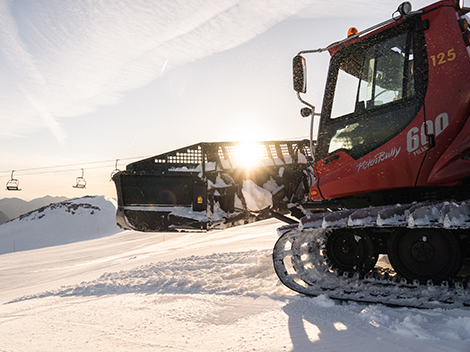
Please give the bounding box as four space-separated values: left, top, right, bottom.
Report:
112 141 312 231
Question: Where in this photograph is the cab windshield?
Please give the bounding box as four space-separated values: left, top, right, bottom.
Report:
317 22 425 160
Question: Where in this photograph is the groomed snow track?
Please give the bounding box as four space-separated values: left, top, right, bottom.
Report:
273 200 470 309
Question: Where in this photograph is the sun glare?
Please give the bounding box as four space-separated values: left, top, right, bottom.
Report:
233 142 264 169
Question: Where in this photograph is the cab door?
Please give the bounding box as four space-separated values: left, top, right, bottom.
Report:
314 21 428 199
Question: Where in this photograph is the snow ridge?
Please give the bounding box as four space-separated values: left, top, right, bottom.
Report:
10 250 291 303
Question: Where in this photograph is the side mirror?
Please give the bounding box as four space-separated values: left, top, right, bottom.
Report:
293 55 307 94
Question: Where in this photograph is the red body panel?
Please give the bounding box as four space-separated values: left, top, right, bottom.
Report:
315 118 425 199
312 0 470 201
418 5 470 184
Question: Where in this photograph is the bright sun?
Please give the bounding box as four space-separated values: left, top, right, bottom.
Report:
233 142 264 169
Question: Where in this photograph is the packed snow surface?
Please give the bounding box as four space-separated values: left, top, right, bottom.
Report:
0 196 470 351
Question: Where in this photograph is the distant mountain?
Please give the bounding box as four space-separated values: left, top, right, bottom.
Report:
0 196 69 222
0 210 9 225
0 195 121 254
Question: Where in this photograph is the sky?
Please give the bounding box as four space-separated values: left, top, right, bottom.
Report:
0 0 433 201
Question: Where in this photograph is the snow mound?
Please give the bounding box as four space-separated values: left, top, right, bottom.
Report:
12 250 291 302
0 196 122 254
242 180 273 212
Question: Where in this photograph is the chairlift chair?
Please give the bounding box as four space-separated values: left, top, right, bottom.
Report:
73 169 87 189
110 159 120 181
6 170 21 191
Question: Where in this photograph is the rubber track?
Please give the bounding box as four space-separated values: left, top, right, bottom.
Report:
273 200 470 309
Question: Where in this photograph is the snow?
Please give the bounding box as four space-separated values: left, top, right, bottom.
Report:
1 196 470 351
263 177 285 195
242 179 273 212
0 195 121 255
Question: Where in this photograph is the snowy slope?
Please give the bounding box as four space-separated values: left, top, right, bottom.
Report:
0 196 470 351
0 196 121 255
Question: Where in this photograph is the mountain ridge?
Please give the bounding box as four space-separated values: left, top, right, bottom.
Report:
0 210 9 224
0 195 121 254
0 196 69 224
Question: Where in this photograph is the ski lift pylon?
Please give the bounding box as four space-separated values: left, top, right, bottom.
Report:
73 168 87 189
6 170 21 191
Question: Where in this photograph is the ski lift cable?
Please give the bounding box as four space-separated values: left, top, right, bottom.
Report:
12 164 120 176
0 137 315 177
0 155 151 176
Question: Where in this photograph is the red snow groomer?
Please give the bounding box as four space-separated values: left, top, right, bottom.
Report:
273 0 470 308
114 0 470 307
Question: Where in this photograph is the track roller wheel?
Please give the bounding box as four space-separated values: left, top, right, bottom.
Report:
325 228 378 275
388 228 462 284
